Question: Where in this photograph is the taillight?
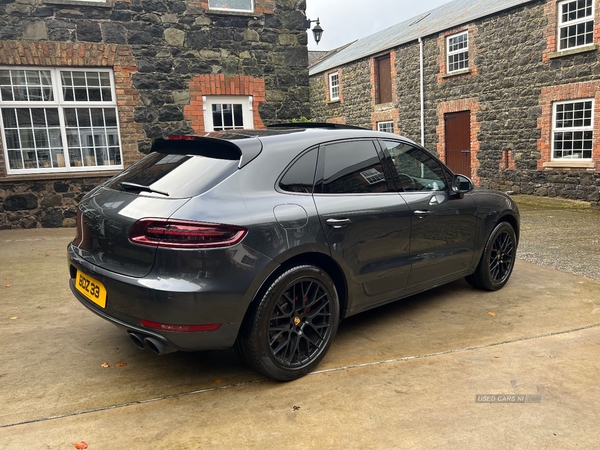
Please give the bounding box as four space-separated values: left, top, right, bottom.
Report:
129 219 247 248
141 319 221 332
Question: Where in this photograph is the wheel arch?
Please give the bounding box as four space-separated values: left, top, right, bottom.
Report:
244 252 349 324
499 213 520 244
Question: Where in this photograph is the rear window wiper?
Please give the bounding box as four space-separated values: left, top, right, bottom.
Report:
119 182 169 197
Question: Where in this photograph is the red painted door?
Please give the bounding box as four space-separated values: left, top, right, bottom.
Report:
444 111 471 176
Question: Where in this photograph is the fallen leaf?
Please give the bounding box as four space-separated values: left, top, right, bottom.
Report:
292 405 301 411
101 362 110 368
4 277 9 280
493 356 500 359
5 285 10 288
116 362 127 367
10 317 17 320
488 311 498 317
45 254 50 257
74 441 88 449
215 379 222 385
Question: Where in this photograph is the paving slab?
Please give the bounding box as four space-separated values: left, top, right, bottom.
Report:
1 226 600 449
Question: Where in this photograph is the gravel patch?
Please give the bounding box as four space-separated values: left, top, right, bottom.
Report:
512 195 600 282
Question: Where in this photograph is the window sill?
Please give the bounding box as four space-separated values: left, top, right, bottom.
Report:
44 0 112 7
206 9 261 18
1 170 121 183
543 161 595 170
374 102 394 111
548 44 598 59
442 68 471 79
328 98 341 104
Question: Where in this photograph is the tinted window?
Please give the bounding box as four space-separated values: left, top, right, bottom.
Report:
382 141 448 192
322 141 389 194
279 148 318 193
106 152 238 198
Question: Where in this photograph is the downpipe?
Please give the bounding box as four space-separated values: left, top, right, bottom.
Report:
418 36 425 147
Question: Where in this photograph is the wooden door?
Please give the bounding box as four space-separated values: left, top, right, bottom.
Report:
444 111 471 176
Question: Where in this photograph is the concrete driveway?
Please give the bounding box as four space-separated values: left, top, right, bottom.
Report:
1 203 600 449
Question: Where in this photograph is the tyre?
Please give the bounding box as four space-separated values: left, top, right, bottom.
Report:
466 222 517 291
235 265 340 381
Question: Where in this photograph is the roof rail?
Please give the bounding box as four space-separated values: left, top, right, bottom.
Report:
267 122 367 130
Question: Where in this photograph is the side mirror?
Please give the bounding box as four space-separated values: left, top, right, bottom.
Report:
451 174 474 195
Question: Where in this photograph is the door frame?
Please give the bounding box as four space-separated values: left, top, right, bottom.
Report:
436 98 481 185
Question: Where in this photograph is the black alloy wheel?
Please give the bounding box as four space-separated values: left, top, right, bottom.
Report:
466 222 517 291
488 226 515 284
235 265 340 381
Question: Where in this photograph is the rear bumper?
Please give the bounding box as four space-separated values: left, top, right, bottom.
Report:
69 279 241 351
67 243 269 352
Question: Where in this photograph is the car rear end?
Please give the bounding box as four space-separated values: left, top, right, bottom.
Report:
67 135 271 353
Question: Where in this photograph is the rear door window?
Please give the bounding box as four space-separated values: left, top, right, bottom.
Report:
319 140 390 194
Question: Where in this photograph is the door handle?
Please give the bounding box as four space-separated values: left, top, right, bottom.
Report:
326 218 351 228
413 210 431 217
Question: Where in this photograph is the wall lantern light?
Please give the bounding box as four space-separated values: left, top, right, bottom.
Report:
305 18 324 45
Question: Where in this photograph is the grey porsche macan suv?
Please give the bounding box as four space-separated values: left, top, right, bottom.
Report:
68 124 519 381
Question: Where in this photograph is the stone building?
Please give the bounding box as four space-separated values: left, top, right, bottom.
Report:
309 0 600 206
0 0 310 228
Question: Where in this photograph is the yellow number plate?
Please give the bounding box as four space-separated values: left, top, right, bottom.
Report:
75 271 107 308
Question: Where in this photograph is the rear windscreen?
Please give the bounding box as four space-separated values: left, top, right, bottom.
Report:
106 152 239 198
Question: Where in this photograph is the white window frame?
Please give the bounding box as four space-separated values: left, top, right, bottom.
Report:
0 66 123 175
557 0 595 51
446 31 469 74
203 95 254 132
329 72 339 101
208 0 254 12
377 121 394 133
551 98 594 161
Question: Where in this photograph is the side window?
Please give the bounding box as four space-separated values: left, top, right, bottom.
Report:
279 148 318 194
557 0 594 51
321 141 389 194
446 31 469 74
203 96 253 131
382 140 448 192
328 72 340 101
0 67 123 174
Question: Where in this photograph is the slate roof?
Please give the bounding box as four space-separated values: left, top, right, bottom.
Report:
309 0 538 75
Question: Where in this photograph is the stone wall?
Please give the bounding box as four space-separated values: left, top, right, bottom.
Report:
0 176 106 229
310 0 600 206
0 0 310 227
